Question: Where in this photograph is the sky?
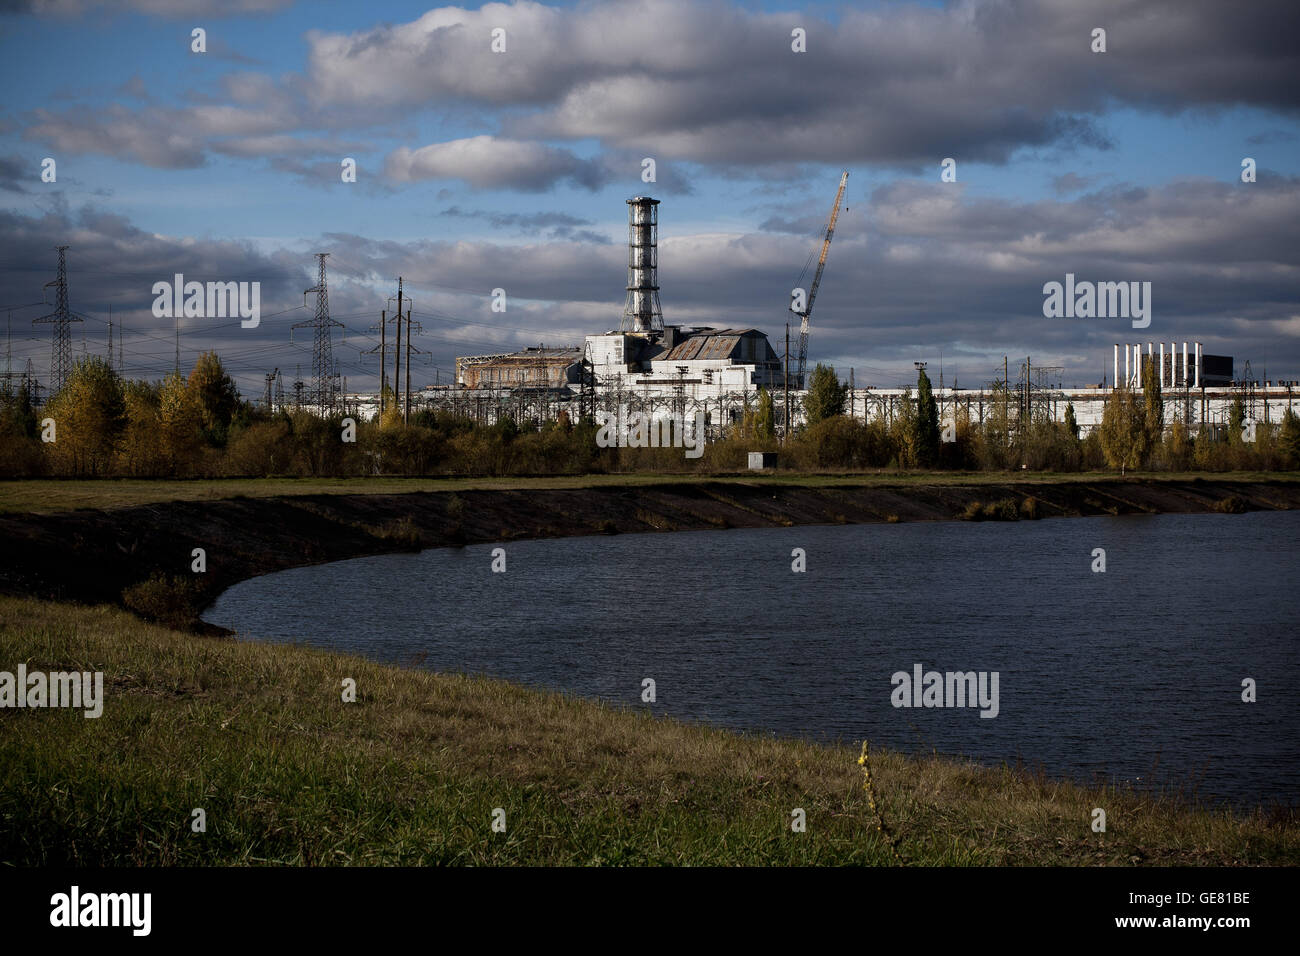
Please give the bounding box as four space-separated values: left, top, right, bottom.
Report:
1 0 1298 398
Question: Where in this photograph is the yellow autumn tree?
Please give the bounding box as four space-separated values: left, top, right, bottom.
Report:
41 356 125 476
117 379 166 476
158 370 203 474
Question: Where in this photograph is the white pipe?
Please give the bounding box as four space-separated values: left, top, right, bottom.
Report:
1159 343 1165 388
1183 342 1188 389
1114 344 1119 390
1134 345 1141 388
1194 342 1201 389
1124 345 1130 390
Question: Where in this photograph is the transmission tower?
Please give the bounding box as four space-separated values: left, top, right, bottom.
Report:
33 246 83 393
292 253 343 414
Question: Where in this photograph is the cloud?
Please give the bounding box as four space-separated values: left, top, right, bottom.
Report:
440 205 609 242
1247 129 1297 146
23 99 302 169
25 0 1296 184
3 173 1298 393
384 136 611 191
304 0 1300 168
0 153 31 192
26 105 207 169
1052 172 1102 196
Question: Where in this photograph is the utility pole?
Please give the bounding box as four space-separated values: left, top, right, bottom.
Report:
849 367 855 420
1004 355 1009 441
106 305 113 372
363 310 388 415
783 323 790 442
392 278 404 420
393 314 426 423
405 311 414 422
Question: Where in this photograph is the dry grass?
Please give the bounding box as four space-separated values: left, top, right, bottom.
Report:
1 596 1294 866
5 471 1294 514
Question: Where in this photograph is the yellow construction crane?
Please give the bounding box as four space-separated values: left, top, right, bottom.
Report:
792 170 848 388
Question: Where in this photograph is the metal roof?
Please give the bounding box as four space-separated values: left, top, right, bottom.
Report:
661 334 742 361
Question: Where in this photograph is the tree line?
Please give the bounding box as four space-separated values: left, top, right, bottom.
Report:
1 353 1297 478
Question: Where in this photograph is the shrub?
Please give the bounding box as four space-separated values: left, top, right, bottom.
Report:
121 573 205 629
1213 496 1248 514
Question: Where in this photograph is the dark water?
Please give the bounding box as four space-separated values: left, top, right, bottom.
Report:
204 511 1300 806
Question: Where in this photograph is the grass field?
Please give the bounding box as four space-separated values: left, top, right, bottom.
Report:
3 470 1294 513
1 595 1293 866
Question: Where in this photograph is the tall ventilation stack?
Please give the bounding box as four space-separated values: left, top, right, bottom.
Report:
622 197 664 334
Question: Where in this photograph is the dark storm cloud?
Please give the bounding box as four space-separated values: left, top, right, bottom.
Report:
0 153 30 192
4 173 1298 393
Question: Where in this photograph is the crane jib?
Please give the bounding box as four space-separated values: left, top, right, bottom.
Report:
794 170 849 385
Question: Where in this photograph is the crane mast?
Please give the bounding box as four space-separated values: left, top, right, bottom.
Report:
793 170 848 388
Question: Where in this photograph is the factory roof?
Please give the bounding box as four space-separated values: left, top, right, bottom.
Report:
660 332 746 361
459 346 582 364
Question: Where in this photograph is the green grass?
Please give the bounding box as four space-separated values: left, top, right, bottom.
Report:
3 471 1295 514
1 596 1293 866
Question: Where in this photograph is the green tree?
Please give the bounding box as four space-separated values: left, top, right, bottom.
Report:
1227 397 1246 445
0 383 42 476
738 386 776 442
1099 387 1148 475
1064 402 1079 440
913 366 940 467
891 386 916 467
1166 419 1192 471
753 386 776 440
42 356 126 476
187 351 241 446
1278 409 1300 468
803 364 847 427
1141 356 1163 451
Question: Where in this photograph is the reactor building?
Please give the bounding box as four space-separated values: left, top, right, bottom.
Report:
451 197 784 425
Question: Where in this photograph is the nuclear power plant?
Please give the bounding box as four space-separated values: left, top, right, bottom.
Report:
422 193 1300 437
448 196 786 433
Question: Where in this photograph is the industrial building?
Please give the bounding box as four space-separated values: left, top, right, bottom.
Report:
435 195 1297 438
450 196 786 431
455 347 583 390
